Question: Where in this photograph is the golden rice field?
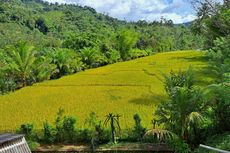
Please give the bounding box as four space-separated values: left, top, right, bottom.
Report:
0 51 214 131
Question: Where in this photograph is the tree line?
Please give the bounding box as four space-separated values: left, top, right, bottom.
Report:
0 0 204 94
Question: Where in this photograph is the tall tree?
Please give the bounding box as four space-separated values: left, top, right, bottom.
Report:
115 29 139 60
5 42 36 87
80 47 105 68
156 68 208 143
47 48 83 78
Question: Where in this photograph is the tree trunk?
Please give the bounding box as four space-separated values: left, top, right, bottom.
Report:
111 118 116 143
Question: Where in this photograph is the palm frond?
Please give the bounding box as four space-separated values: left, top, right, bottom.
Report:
144 128 175 141
186 112 204 126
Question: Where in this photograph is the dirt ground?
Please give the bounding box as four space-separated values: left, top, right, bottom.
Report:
36 142 173 152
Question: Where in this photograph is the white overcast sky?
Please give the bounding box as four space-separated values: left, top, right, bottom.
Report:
44 0 198 24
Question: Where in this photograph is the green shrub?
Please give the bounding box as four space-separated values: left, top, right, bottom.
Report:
80 47 104 68
55 108 65 143
94 124 110 144
17 123 40 150
131 114 146 142
0 74 16 95
77 129 93 143
212 85 230 132
130 49 148 59
194 132 230 153
43 120 55 144
207 37 230 83
63 116 77 143
17 123 35 140
105 50 121 64
27 140 40 151
168 138 191 153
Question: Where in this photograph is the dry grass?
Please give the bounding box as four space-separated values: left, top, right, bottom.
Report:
0 50 214 131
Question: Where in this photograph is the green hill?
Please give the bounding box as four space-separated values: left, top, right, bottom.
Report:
0 51 213 131
0 0 203 50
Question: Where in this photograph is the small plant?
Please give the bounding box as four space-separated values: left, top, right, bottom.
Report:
17 123 39 150
168 138 191 153
43 120 55 143
53 108 78 143
95 123 109 144
17 123 35 140
85 112 99 129
55 107 65 143
77 129 93 143
132 114 146 141
63 116 77 143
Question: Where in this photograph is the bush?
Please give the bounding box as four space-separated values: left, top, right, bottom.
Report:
168 138 191 153
105 50 121 64
42 108 79 144
77 126 110 144
17 123 35 140
54 108 65 143
194 132 230 153
212 85 230 133
80 47 105 68
130 49 148 59
0 74 16 95
27 140 40 151
207 37 230 83
130 114 146 142
94 124 110 144
17 123 40 150
63 116 77 143
77 129 93 143
43 120 55 143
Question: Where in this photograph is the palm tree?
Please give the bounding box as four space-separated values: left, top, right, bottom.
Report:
104 113 121 143
80 47 100 68
48 48 83 78
156 86 205 142
156 68 207 142
5 42 36 87
33 57 57 82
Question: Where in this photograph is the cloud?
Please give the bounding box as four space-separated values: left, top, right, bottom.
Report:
45 0 66 3
43 0 196 23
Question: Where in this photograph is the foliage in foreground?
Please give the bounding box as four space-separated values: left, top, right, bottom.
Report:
194 132 230 153
155 68 208 144
17 110 174 149
189 1 230 152
14 66 229 152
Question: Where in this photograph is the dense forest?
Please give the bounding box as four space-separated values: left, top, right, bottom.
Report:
0 0 204 93
0 0 229 152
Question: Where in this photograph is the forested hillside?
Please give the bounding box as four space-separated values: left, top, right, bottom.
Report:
0 0 204 94
0 0 203 50
0 0 229 152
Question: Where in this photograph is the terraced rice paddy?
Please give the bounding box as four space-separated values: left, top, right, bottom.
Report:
0 51 213 131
